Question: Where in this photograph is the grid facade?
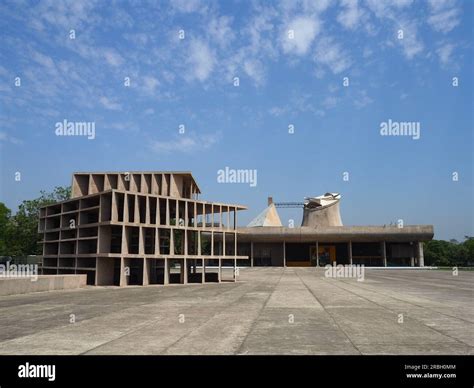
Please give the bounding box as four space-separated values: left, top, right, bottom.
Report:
39 172 248 286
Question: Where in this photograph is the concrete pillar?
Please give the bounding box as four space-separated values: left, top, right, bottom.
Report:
417 242 424 267
202 259 205 283
119 257 127 287
218 259 222 282
170 229 174 256
381 241 387 267
348 241 353 265
223 232 226 257
233 258 237 282
250 242 254 267
283 241 286 267
143 258 149 286
410 256 415 267
164 258 169 285
183 258 188 284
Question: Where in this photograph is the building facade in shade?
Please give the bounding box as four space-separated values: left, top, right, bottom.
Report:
39 172 248 286
236 194 434 268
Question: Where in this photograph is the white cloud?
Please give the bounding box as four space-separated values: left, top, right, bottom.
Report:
397 20 424 59
150 132 221 153
436 42 455 66
171 0 206 13
282 16 320 55
313 37 352 74
427 0 460 33
99 96 122 111
0 131 22 145
337 0 365 30
186 39 215 82
207 16 235 48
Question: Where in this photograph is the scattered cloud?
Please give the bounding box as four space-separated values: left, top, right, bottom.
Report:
99 96 122 111
150 132 221 153
427 0 460 33
281 15 320 55
337 0 366 30
313 37 352 74
186 39 215 82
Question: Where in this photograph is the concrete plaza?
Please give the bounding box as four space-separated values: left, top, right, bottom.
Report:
0 268 472 355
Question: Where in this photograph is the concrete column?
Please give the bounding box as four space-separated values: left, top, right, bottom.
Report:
218 258 222 282
348 241 353 265
165 198 170 225
119 257 127 287
316 241 319 267
183 258 188 284
138 227 144 255
250 242 254 267
381 241 387 267
170 228 174 256
417 242 424 267
233 258 237 282
143 258 149 286
283 241 286 267
202 259 205 283
164 258 169 285
223 232 226 257
410 256 415 267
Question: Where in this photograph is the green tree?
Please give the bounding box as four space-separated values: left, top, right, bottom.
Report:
3 186 71 256
0 203 12 255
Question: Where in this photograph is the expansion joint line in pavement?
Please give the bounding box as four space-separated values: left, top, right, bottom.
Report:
235 270 286 355
293 269 362 355
326 277 472 348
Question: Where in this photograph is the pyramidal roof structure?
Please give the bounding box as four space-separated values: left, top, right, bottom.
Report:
247 203 283 227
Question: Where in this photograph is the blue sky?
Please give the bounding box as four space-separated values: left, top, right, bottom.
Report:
0 0 472 240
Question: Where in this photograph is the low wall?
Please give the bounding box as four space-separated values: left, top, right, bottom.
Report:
0 275 87 296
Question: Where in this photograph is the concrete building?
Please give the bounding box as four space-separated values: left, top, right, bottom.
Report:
237 194 433 268
39 172 248 285
39 172 434 287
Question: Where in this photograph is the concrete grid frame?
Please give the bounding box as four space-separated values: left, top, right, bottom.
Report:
39 172 248 286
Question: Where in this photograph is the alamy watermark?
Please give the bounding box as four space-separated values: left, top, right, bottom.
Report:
217 167 257 187
55 119 95 140
380 119 420 140
324 263 365 282
0 263 38 281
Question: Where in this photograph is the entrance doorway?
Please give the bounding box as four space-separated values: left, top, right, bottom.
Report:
310 245 336 266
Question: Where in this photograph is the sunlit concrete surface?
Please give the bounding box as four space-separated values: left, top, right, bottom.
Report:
0 268 472 355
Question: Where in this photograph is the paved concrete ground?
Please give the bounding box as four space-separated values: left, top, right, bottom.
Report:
0 268 472 355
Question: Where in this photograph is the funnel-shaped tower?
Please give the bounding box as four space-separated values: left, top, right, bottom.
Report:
301 192 343 227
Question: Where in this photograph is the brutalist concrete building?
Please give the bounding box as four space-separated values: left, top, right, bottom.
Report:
238 193 433 267
39 172 248 285
39 172 434 286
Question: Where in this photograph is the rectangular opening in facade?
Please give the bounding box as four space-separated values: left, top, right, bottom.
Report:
59 241 75 254
77 239 97 254
79 208 99 225
43 257 57 267
187 230 198 255
106 174 118 190
142 174 151 194
44 231 60 241
149 259 165 284
124 258 143 285
173 229 184 255
79 226 98 238
91 174 105 194
45 216 60 230
352 242 383 266
203 259 219 282
149 197 157 225
58 257 75 267
77 257 96 268
100 193 112 222
201 231 212 255
187 259 203 283
80 195 100 209
168 259 182 284
125 226 139 254
127 194 135 223
44 242 59 255
144 228 155 254
115 192 124 222
63 201 79 213
159 229 170 254
96 257 119 286
61 229 77 239
138 196 146 223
